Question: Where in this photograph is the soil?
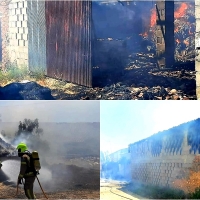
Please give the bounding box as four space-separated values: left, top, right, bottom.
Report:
100 179 144 200
0 183 99 199
0 157 100 199
1 62 195 100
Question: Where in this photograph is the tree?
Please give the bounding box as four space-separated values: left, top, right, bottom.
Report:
16 118 43 136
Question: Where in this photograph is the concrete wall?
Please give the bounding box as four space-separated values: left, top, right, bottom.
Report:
0 0 10 68
0 0 46 69
129 119 200 192
101 148 131 180
8 0 28 66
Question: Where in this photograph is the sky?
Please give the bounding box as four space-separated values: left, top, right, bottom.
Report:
100 101 200 153
0 101 100 123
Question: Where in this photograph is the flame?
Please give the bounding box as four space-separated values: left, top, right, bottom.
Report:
174 3 188 18
150 9 156 27
150 3 189 28
139 32 148 37
183 39 189 46
174 27 179 33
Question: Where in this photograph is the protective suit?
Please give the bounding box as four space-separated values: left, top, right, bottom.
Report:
16 142 36 199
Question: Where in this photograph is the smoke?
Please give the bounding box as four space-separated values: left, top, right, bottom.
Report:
0 121 100 193
1 160 20 183
101 118 200 196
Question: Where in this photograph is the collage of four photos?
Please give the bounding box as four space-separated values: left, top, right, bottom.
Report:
0 0 200 199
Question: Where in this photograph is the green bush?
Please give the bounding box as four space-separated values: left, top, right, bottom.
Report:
0 63 29 84
189 187 200 199
122 182 186 199
29 67 46 81
0 63 46 84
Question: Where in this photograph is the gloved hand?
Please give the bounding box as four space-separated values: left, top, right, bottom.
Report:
18 178 22 185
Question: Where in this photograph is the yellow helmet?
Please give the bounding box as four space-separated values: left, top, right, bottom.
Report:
16 142 28 153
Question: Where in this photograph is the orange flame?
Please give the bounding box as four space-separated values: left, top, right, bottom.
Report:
150 9 156 27
176 39 181 44
139 32 148 37
150 3 189 28
183 39 189 46
174 3 188 18
174 27 179 33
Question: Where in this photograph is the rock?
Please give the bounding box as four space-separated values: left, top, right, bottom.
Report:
0 82 55 100
170 89 177 95
159 87 168 97
155 96 162 100
172 95 180 100
132 88 141 94
138 92 143 98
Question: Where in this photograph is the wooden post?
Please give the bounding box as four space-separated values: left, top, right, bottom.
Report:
156 0 174 68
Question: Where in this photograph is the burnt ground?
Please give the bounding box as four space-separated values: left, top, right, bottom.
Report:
38 55 196 100
0 157 100 199
0 68 195 100
0 183 99 199
0 50 196 100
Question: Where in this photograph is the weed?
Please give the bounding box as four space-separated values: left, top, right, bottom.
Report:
122 181 186 199
29 67 46 81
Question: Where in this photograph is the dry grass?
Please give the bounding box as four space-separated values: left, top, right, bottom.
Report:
173 156 200 194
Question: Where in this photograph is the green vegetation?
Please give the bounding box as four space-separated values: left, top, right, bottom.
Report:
122 181 200 199
0 63 28 84
29 67 46 81
0 62 46 85
189 187 200 199
121 182 186 199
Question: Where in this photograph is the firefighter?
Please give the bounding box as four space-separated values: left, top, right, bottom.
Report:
16 142 36 199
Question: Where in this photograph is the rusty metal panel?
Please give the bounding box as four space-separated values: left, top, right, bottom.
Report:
45 1 92 87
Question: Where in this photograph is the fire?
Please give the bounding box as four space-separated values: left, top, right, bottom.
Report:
174 27 179 33
139 32 148 37
174 3 188 18
150 3 189 28
176 39 181 44
183 39 189 46
150 9 156 28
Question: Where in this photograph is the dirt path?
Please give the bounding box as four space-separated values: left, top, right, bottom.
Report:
100 179 145 200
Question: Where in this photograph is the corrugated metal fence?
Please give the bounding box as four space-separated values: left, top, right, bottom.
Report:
45 1 92 87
